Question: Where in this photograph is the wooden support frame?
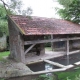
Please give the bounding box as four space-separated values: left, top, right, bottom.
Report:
27 61 74 75
69 50 80 54
44 60 66 68
24 37 80 45
31 68 67 75
31 65 74 75
24 44 36 55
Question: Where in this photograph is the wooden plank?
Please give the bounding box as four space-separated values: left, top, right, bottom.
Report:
44 60 66 68
24 37 80 45
24 44 36 55
74 61 80 65
69 50 80 54
66 65 74 69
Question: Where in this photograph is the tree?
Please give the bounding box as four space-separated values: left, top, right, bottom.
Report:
57 0 80 23
0 0 33 36
22 7 33 16
0 0 33 15
0 4 9 37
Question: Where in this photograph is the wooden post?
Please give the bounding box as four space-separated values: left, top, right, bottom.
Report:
51 35 54 51
66 39 69 65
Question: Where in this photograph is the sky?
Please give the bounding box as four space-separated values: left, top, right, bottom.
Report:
0 0 62 18
22 0 62 18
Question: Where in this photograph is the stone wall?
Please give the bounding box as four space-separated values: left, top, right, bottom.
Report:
0 35 6 51
8 19 24 62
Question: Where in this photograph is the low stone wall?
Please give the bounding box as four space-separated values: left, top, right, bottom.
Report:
0 58 58 80
0 35 6 51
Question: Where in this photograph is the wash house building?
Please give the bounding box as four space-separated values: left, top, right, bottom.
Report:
8 15 80 64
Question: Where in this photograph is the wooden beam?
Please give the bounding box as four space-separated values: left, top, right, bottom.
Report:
44 60 66 68
24 37 80 45
69 50 80 54
74 61 80 66
24 44 36 55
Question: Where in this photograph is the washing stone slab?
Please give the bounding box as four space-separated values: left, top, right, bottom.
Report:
0 58 33 78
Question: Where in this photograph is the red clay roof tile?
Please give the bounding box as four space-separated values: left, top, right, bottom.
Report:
9 15 80 35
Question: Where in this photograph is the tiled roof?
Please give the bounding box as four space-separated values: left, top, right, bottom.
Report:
9 15 80 35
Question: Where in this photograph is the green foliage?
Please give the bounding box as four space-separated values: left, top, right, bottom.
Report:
0 4 7 20
57 0 80 23
56 67 80 80
66 74 80 80
58 0 73 7
74 74 80 80
0 4 8 36
33 75 53 80
44 35 51 47
0 20 8 36
0 0 22 36
45 43 51 47
0 79 5 80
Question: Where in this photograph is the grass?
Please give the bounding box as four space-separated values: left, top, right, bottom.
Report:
0 51 10 60
55 67 80 80
45 47 52 51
